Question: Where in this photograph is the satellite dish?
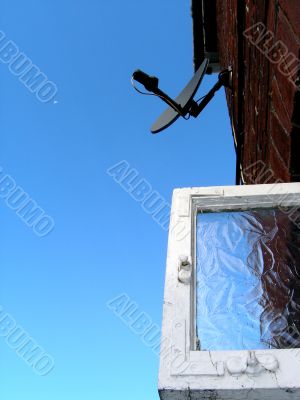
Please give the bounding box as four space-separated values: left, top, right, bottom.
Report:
131 59 232 134
151 58 209 133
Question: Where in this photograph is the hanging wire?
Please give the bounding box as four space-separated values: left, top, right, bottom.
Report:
195 94 207 103
131 77 157 96
131 77 190 120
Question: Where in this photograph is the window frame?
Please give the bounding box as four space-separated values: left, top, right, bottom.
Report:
159 183 300 400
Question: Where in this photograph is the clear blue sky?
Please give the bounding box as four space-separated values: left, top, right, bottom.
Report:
0 1 235 399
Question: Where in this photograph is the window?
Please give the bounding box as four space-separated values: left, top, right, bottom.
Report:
196 208 300 352
159 183 300 400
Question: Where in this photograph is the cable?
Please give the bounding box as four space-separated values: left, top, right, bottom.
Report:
131 77 190 120
195 94 207 103
131 77 156 96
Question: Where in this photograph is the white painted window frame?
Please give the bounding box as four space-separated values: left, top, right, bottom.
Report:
159 183 300 400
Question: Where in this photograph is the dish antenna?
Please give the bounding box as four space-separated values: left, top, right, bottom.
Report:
131 59 232 134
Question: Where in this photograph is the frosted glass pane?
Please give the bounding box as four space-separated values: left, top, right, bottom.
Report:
196 208 300 351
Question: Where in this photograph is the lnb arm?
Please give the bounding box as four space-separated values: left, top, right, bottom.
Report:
132 69 186 117
189 69 232 118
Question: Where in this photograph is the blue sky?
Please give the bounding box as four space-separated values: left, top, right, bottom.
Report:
0 1 235 399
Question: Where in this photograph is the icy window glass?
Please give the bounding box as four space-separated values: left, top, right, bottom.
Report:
196 208 300 351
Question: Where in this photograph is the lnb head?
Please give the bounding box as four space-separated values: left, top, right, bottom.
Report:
132 70 159 93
